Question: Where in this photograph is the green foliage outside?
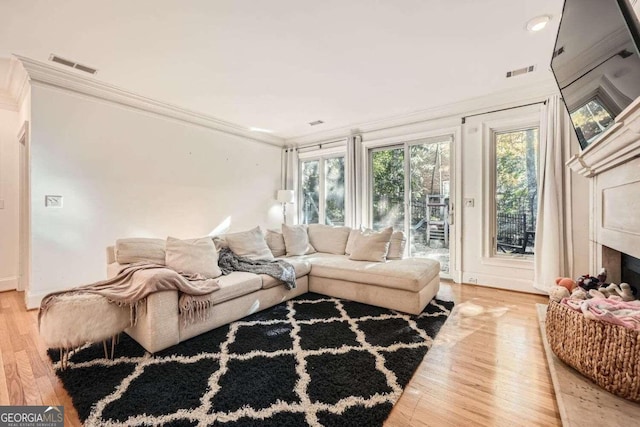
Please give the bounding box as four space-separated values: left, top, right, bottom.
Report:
300 157 345 225
371 142 450 229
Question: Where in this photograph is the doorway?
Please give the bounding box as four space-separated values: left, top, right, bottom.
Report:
369 135 454 276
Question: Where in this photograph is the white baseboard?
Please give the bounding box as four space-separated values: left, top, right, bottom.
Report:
25 290 47 310
461 272 547 295
0 276 18 292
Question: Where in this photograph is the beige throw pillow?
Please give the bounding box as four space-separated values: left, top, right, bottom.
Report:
387 230 407 260
224 226 274 261
344 228 361 256
165 236 222 278
282 224 316 256
115 238 166 265
349 227 393 262
265 229 286 257
308 224 351 254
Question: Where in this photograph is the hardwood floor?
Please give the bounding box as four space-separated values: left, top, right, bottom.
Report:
0 283 560 426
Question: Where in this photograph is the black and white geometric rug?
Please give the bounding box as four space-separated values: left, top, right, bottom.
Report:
50 293 454 427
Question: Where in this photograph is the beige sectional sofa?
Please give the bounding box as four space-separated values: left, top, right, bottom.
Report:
106 224 441 353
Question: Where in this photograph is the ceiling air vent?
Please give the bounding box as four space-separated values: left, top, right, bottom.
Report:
309 120 324 126
506 65 536 78
49 54 98 75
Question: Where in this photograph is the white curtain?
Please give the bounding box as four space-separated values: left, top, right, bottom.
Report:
534 95 574 292
282 147 299 224
345 134 363 227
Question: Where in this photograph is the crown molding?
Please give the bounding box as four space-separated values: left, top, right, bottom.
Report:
285 79 559 146
14 55 285 147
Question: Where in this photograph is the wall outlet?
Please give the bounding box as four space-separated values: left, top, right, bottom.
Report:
467 277 478 284
464 198 475 207
45 195 63 208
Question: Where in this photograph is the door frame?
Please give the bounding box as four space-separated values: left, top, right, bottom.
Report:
362 127 462 282
17 120 30 293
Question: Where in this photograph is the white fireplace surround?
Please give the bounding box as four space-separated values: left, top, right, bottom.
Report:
567 96 640 283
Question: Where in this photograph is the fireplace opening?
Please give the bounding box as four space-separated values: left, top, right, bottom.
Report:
621 253 640 296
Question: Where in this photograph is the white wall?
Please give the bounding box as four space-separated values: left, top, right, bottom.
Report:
0 108 19 291
27 84 282 306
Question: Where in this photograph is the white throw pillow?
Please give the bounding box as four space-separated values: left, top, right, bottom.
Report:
348 227 393 262
224 226 274 261
308 224 351 254
282 224 316 256
115 238 166 265
387 230 407 260
265 229 286 257
165 236 222 278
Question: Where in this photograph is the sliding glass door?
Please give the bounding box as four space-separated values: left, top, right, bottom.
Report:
370 136 453 274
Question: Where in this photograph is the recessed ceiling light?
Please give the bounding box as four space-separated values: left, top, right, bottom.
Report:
249 127 273 133
526 15 551 32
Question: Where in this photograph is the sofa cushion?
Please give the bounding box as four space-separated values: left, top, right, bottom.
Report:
115 238 166 265
307 224 351 254
349 227 393 262
265 230 286 257
260 258 312 289
210 272 263 305
224 226 274 261
307 255 440 293
282 224 315 256
387 230 407 260
165 236 222 279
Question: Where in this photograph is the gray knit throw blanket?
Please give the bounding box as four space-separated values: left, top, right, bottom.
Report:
217 248 297 289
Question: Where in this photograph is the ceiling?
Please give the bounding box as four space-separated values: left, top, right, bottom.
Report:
0 0 563 141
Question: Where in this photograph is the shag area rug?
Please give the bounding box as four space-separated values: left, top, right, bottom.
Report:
49 293 454 426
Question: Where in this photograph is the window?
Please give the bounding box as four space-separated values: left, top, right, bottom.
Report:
300 156 345 225
570 98 614 146
494 127 539 256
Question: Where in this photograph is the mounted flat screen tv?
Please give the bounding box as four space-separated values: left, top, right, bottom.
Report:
551 0 640 149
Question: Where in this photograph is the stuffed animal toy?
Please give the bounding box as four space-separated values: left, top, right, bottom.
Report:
549 285 570 302
555 277 576 292
570 287 587 300
609 283 636 301
588 289 606 299
577 274 601 291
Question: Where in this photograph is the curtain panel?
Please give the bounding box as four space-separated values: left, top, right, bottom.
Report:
534 95 574 292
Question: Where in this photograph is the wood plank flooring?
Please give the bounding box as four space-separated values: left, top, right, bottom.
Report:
0 283 560 426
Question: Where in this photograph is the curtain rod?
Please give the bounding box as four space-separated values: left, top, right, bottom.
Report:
461 100 547 124
289 138 347 153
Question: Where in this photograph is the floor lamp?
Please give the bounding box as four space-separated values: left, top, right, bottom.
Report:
277 190 295 224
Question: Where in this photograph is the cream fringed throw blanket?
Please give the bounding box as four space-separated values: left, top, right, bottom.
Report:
38 263 221 327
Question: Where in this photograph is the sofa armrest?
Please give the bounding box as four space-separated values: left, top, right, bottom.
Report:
106 246 116 264
125 290 180 353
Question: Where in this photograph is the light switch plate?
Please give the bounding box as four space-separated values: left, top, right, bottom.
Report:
45 195 63 208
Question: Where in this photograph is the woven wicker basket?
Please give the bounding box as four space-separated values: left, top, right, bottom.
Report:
546 301 640 402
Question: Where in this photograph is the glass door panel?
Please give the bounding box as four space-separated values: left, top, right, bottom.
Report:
371 147 405 230
409 140 451 273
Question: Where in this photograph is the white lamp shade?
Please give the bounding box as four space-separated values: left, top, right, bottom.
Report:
277 189 295 203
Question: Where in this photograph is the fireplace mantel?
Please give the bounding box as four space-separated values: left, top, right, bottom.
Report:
566 96 640 177
566 96 640 281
